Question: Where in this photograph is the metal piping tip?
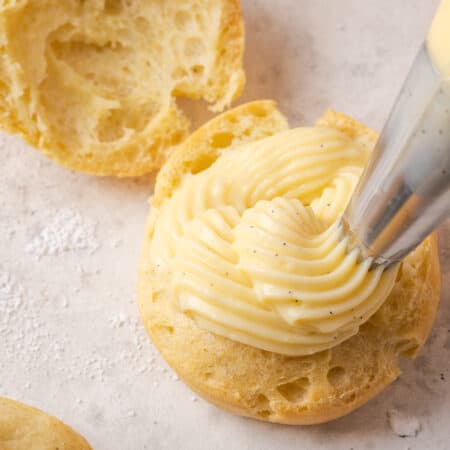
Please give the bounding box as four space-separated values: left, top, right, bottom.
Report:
343 43 450 268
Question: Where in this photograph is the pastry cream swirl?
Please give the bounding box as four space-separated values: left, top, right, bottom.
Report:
149 127 398 356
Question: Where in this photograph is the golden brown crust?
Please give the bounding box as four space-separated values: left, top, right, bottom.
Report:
316 109 378 144
206 0 246 111
152 100 289 207
0 397 92 450
138 103 441 425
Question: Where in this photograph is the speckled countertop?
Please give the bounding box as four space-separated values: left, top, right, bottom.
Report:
1 1 449 449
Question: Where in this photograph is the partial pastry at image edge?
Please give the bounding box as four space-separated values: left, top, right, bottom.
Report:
0 397 92 450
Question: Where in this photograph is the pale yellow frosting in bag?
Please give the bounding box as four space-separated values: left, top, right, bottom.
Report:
428 0 450 78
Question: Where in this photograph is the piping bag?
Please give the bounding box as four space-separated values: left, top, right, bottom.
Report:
344 0 450 268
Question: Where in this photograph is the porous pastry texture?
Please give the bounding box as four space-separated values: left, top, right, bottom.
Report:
0 0 245 176
138 101 441 424
0 397 92 450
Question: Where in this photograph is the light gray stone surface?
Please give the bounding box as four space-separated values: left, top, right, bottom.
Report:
0 1 448 449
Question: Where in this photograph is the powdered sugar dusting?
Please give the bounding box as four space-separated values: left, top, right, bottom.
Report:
0 270 64 368
387 409 422 438
0 271 23 324
108 311 155 378
25 208 99 258
0 270 172 396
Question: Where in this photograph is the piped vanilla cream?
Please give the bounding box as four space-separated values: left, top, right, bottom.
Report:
149 127 398 356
